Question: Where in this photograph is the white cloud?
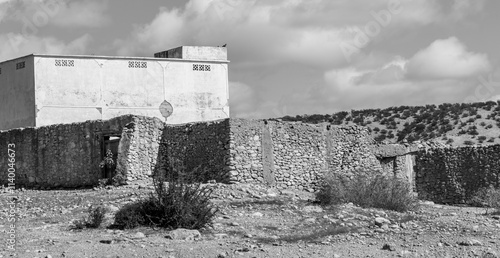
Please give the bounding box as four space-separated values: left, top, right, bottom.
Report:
229 81 262 118
50 0 109 28
406 37 491 80
0 0 109 28
110 0 491 118
0 33 91 61
114 7 185 56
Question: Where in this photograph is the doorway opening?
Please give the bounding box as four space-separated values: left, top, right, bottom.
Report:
101 134 121 179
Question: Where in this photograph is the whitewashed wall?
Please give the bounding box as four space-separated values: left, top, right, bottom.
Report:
34 53 229 126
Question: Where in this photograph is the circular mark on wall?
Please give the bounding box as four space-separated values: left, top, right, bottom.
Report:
159 100 173 121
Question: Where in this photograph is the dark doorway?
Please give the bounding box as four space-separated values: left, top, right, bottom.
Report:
102 135 120 179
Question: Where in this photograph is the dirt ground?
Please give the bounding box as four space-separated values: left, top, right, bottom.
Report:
1 182 499 258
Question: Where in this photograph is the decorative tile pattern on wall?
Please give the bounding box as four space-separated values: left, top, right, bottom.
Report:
193 64 211 71
55 60 75 67
128 61 147 68
16 61 25 70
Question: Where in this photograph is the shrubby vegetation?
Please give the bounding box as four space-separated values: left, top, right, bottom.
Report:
113 165 218 230
469 187 500 215
316 173 419 212
281 101 500 143
72 206 107 229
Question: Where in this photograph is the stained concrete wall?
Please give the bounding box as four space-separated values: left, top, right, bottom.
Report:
0 46 229 130
34 53 229 127
160 46 228 61
415 145 500 204
0 55 36 130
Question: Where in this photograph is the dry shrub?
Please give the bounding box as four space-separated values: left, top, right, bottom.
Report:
469 186 500 214
72 206 107 229
114 161 218 230
316 173 419 212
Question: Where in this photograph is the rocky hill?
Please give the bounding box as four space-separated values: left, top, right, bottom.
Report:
280 101 500 147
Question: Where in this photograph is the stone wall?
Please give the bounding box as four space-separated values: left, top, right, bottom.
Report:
0 115 163 188
157 119 231 183
155 119 383 190
115 116 164 183
325 125 382 179
1 115 413 190
227 120 382 190
229 119 328 190
415 145 500 204
0 120 103 188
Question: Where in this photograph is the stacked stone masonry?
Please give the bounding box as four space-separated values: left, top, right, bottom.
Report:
415 145 500 204
0 115 163 188
157 119 231 183
4 114 498 206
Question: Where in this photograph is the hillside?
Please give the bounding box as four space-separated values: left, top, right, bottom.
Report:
280 101 500 147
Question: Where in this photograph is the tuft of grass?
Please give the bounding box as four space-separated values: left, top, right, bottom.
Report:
316 173 419 212
72 205 106 229
468 186 500 214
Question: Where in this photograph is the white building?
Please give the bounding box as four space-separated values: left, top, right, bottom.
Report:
0 46 230 130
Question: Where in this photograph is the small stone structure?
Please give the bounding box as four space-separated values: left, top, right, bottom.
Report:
0 115 163 188
2 114 498 205
370 144 418 191
157 119 384 190
1 115 386 189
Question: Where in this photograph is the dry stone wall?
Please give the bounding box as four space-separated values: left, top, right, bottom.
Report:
227 120 382 190
0 120 103 188
115 116 164 182
325 126 382 179
0 115 163 188
157 119 231 183
415 145 500 204
156 119 383 190
1 115 411 190
228 119 328 190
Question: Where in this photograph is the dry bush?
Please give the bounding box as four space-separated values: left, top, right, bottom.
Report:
114 160 218 230
316 173 419 212
469 186 500 214
72 206 107 229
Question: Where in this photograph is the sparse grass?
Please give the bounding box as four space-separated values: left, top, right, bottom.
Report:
316 174 419 212
228 199 285 208
256 225 354 244
71 205 106 229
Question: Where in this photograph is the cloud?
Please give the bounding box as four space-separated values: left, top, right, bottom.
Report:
229 81 261 118
114 7 185 56
111 0 491 118
0 33 91 61
50 0 110 28
0 0 109 28
406 37 491 80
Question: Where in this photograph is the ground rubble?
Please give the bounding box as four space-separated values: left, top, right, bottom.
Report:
0 182 499 257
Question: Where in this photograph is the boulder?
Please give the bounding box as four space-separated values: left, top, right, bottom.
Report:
374 217 391 227
165 229 201 241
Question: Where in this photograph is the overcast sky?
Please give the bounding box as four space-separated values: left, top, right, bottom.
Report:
1 0 499 118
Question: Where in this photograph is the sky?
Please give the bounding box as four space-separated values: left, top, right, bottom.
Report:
1 0 500 119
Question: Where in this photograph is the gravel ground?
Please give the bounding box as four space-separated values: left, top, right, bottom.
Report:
1 183 499 258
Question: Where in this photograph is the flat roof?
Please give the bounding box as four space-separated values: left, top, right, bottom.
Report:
0 53 230 65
